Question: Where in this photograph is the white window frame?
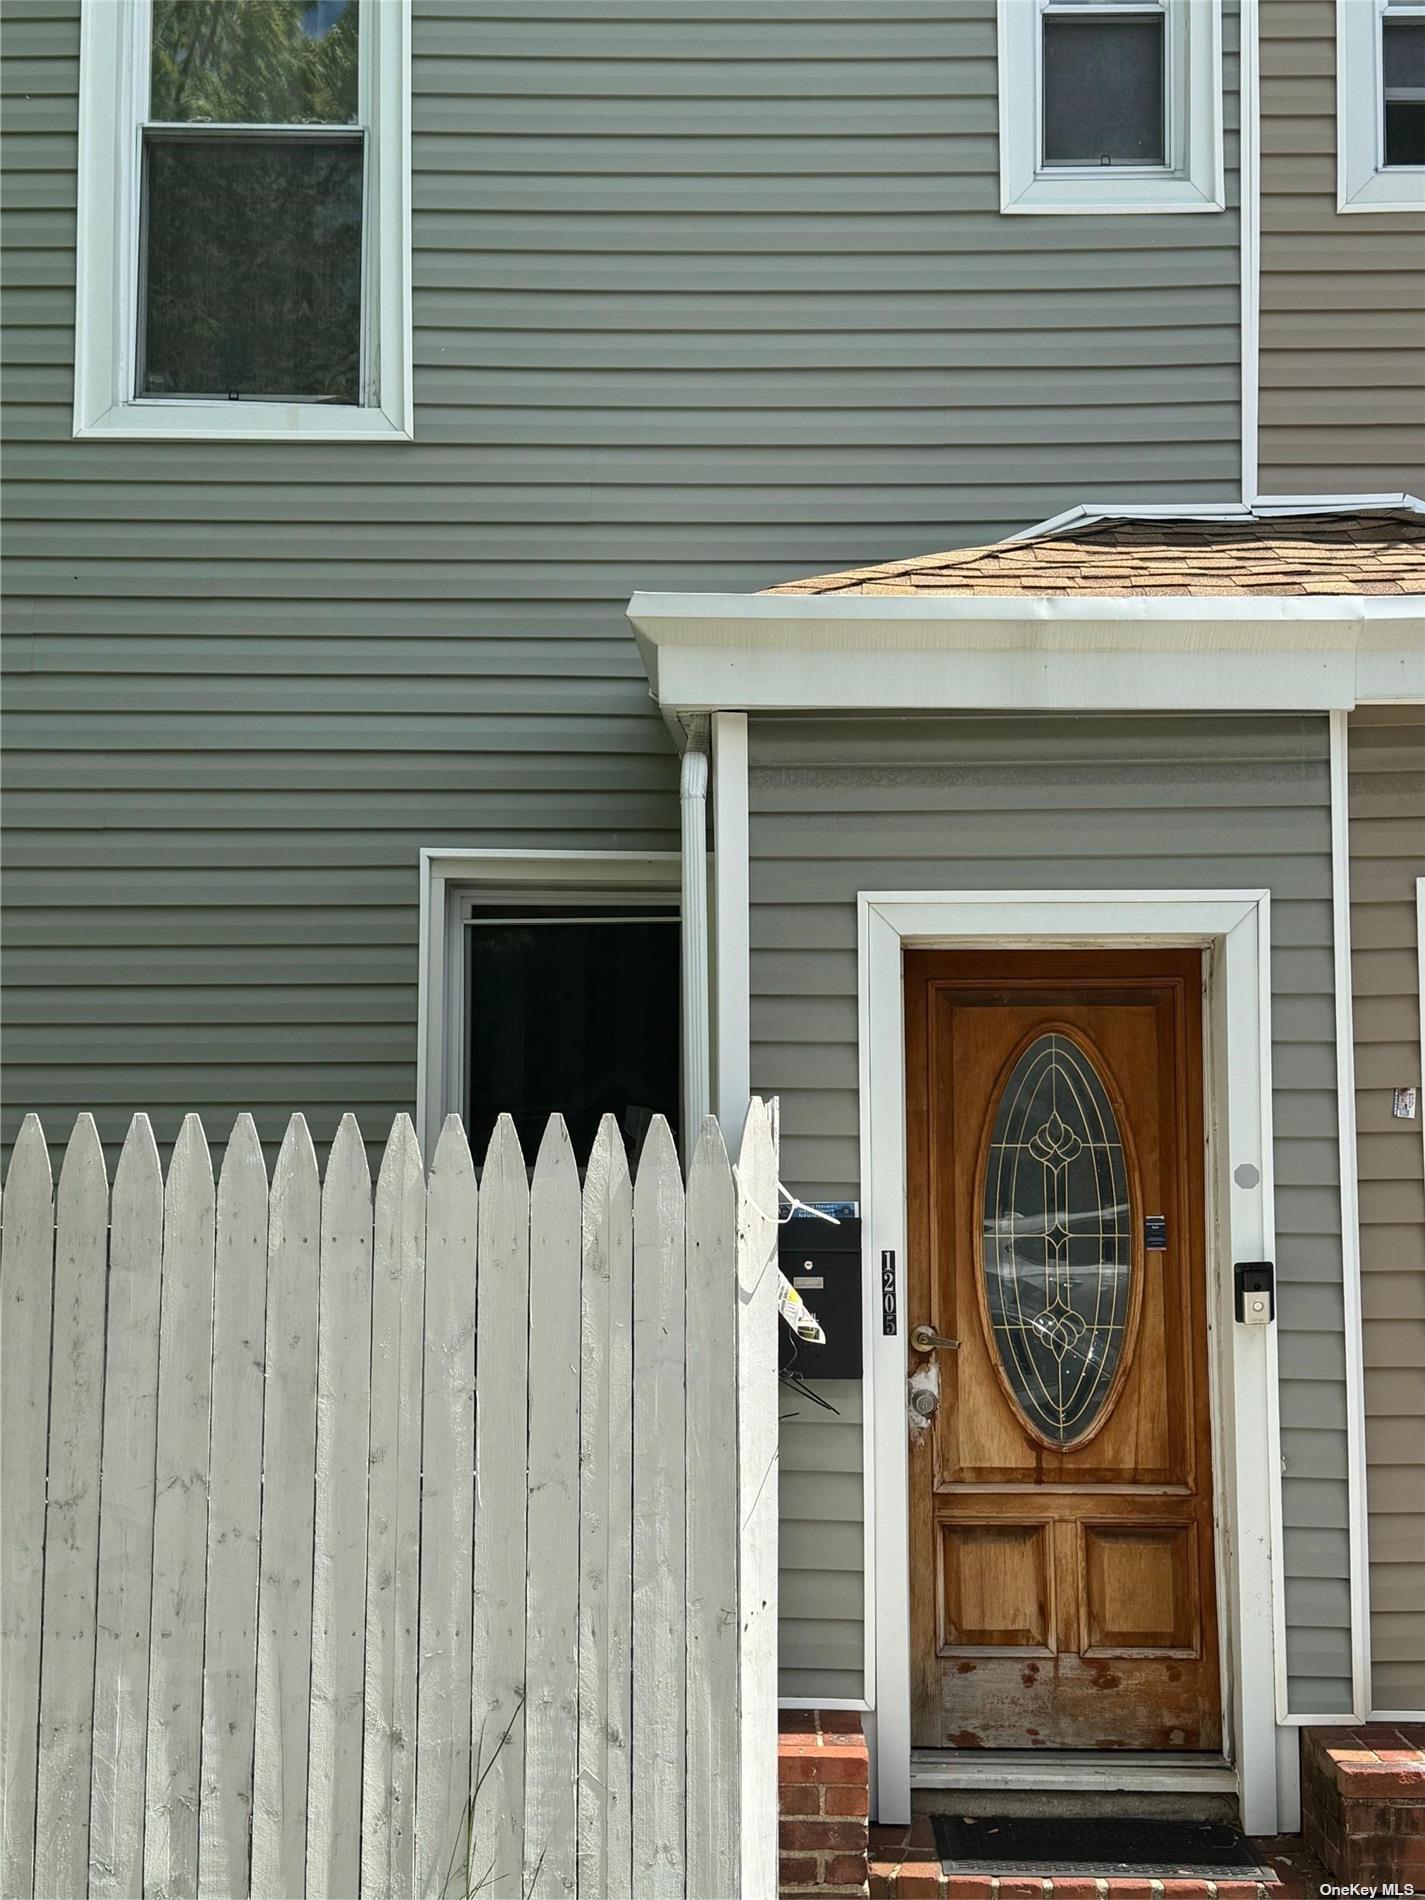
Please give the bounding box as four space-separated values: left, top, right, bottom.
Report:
1337 0 1425 212
73 0 412 441
997 0 1225 214
416 848 682 1158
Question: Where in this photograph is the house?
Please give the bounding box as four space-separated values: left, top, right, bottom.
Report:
1 0 1422 1887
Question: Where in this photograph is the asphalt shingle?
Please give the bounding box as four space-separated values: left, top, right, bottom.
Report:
762 509 1425 598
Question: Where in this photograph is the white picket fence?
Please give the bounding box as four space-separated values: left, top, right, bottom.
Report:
0 1103 779 1900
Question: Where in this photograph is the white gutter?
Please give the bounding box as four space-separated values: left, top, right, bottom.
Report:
678 729 711 1161
633 590 1421 632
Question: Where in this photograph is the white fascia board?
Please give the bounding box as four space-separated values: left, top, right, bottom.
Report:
629 590 1425 716
646 645 1420 716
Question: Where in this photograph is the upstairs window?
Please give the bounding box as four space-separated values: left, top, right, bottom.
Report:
1339 0 1425 211
998 0 1225 214
1384 4 1425 163
75 0 411 439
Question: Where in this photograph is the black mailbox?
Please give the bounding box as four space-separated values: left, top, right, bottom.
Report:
779 1214 862 1379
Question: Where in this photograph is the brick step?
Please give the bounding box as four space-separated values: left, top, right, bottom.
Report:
1301 1723 1425 1885
781 1710 873 1897
866 1827 1330 1900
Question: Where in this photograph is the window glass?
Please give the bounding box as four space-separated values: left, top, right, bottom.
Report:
150 0 358 125
466 907 680 1165
141 136 362 399
982 1033 1133 1449
140 0 364 405
1383 20 1425 168
1042 15 1166 165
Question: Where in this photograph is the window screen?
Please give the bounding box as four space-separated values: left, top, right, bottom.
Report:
465 906 680 1165
141 135 362 400
1042 12 1167 166
140 0 363 402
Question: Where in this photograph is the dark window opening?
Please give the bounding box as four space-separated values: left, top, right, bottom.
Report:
1383 20 1425 168
465 905 680 1166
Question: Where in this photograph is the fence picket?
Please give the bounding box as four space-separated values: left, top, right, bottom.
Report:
306 1114 374 1900
362 1115 426 1899
35 1116 110 1900
578 1116 635 1900
198 1115 269 1899
90 1115 164 1900
523 1116 581 1900
632 1118 687 1900
251 1115 320 1900
683 1116 739 1900
0 1115 55 1899
144 1114 217 1900
415 1116 477 1900
735 1099 781 1900
472 1115 531 1899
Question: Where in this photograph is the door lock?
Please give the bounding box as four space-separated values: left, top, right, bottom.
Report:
910 1323 960 1353
909 1385 939 1419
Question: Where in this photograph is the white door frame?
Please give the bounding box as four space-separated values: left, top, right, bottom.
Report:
859 889 1289 1835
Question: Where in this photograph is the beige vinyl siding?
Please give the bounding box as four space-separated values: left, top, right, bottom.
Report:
1349 705 1425 1716
750 712 1351 1713
0 0 1245 1160
1259 0 1425 494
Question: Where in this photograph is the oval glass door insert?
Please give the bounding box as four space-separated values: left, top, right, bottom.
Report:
982 1031 1133 1446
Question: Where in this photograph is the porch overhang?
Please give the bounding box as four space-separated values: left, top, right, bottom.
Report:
627 591 1425 719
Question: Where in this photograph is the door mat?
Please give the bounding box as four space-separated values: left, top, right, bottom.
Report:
930 1813 1269 1878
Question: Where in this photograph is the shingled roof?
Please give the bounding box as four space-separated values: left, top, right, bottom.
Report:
762 508 1425 599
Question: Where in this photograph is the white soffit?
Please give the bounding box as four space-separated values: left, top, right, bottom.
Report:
627 592 1425 716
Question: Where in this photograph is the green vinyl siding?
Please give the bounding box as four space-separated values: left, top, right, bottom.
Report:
3 0 1238 1161
1259 0 1425 494
750 712 1351 1715
782 1383 866 1699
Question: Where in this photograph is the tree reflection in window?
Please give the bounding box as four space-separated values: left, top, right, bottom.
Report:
151 0 358 126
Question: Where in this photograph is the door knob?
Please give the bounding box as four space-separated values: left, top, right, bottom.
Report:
910 1323 959 1353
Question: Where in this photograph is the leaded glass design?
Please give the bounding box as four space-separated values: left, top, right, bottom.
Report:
982 1033 1133 1446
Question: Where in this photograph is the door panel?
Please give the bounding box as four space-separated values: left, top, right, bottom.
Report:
906 948 1220 1752
940 1521 1053 1650
1080 1521 1198 1655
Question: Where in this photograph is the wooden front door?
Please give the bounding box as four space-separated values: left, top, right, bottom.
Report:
905 949 1221 1752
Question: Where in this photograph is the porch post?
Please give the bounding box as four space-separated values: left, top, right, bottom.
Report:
712 711 751 1150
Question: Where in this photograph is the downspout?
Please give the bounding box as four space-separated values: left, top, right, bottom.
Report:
1240 0 1261 502
679 721 711 1161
